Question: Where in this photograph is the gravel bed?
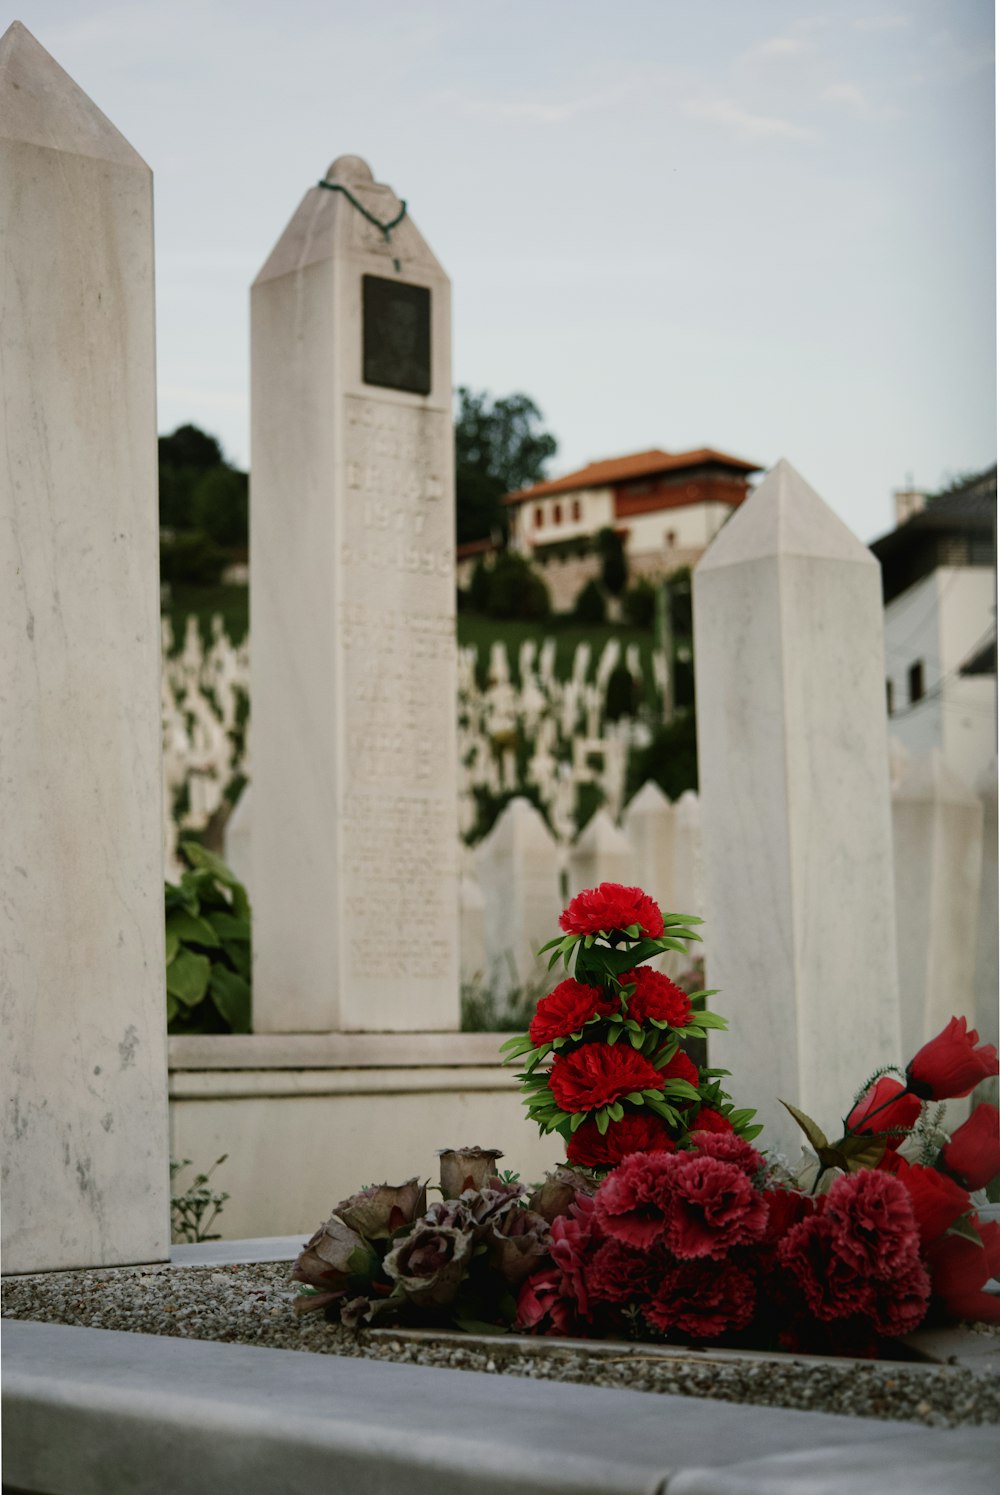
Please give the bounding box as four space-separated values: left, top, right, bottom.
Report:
4 1260 999 1429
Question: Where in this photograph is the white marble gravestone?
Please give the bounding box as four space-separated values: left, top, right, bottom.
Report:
0 23 170 1271
694 461 902 1156
477 798 563 1004
251 156 459 1032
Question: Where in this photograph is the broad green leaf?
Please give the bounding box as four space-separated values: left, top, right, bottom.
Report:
625 1092 646 1105
661 913 704 927
742 1125 764 1141
209 966 251 1033
570 1111 586 1133
608 1102 624 1122
210 912 251 942
661 1079 700 1102
166 948 211 1008
595 1108 610 1136
222 940 251 980
165 931 180 965
694 1011 728 1031
166 992 180 1024
780 1099 829 1154
628 1029 645 1049
166 909 220 949
607 1027 622 1046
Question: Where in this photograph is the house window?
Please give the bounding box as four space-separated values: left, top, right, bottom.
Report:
571 499 581 521
553 502 562 524
534 507 543 528
908 661 925 704
886 680 894 715
666 530 677 547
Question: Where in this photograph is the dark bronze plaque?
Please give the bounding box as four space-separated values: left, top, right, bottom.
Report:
362 275 431 396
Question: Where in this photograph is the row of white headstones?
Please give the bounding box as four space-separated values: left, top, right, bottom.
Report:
2 20 990 1276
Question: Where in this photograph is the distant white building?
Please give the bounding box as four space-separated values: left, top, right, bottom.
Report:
872 470 997 790
483 445 761 612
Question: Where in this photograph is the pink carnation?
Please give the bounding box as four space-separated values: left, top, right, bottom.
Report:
645 1259 757 1340
593 1150 676 1247
824 1169 920 1280
663 1152 769 1261
586 1237 664 1306
689 1131 765 1177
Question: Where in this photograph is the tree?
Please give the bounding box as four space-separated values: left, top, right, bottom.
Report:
454 388 558 545
483 553 551 620
596 527 628 596
573 577 607 624
192 466 249 549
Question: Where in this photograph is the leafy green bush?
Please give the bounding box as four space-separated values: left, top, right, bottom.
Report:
572 577 607 624
160 530 229 587
165 843 251 1033
596 527 628 596
623 578 656 629
485 552 551 620
170 1155 230 1243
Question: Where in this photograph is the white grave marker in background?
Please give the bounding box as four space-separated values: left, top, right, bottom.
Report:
251 156 459 1032
0 23 170 1271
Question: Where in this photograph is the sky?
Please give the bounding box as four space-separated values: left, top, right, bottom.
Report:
19 0 997 543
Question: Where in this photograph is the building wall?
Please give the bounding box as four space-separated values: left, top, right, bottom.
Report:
886 567 996 788
510 485 614 555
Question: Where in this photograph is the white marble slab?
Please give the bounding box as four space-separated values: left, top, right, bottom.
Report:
0 22 170 1272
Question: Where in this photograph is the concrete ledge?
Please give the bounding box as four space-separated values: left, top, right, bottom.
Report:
169 1065 515 1100
168 1032 508 1071
5 1320 997 1495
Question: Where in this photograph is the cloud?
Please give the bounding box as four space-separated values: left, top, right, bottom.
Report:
440 86 627 127
821 83 901 122
747 35 808 60
853 13 910 31
683 97 818 143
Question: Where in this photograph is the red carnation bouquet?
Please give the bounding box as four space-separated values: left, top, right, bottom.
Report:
500 881 759 1164
295 883 1000 1355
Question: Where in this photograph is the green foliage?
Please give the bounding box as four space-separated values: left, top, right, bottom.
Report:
455 388 558 545
170 1155 230 1243
480 552 551 620
596 527 628 597
623 578 656 629
158 424 224 531
626 709 699 803
191 465 249 548
160 531 229 587
573 577 607 625
165 843 251 1034
468 557 493 614
460 980 542 1033
604 663 638 722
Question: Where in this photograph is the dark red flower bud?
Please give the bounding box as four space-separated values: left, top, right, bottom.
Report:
942 1104 1000 1192
905 1017 998 1101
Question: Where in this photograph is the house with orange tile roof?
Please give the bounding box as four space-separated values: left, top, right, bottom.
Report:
495 445 761 611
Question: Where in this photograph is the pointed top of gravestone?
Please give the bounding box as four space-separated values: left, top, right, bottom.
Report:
0 21 147 170
623 780 672 819
697 459 873 572
573 807 631 854
325 154 374 185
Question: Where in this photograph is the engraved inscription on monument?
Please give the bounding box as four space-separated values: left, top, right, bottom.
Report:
339 396 456 994
362 274 431 396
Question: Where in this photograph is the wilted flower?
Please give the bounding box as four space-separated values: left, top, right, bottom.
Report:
528 1166 597 1223
383 1222 475 1307
437 1146 505 1198
488 1208 552 1286
292 1214 368 1290
336 1177 427 1240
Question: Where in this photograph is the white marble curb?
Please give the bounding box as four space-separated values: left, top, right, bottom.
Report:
3 1319 998 1495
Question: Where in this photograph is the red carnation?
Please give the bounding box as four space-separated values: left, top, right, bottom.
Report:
549 1045 663 1115
942 1104 1000 1192
870 1257 931 1337
905 1017 998 1101
689 1106 733 1135
824 1169 920 1279
567 1112 675 1169
660 1050 699 1090
586 1236 664 1305
548 1194 602 1321
515 1269 575 1337
593 1150 677 1247
690 1131 764 1178
560 883 664 939
663 1152 768 1261
893 1160 970 1247
846 1076 921 1149
529 979 617 1046
778 1214 874 1322
759 1186 817 1247
621 966 692 1027
926 1218 1000 1324
645 1259 756 1340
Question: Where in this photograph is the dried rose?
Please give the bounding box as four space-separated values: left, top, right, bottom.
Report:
529 1166 597 1223
437 1147 505 1198
339 1294 399 1329
488 1208 552 1286
292 1214 368 1290
458 1180 526 1230
383 1223 475 1307
336 1177 427 1240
